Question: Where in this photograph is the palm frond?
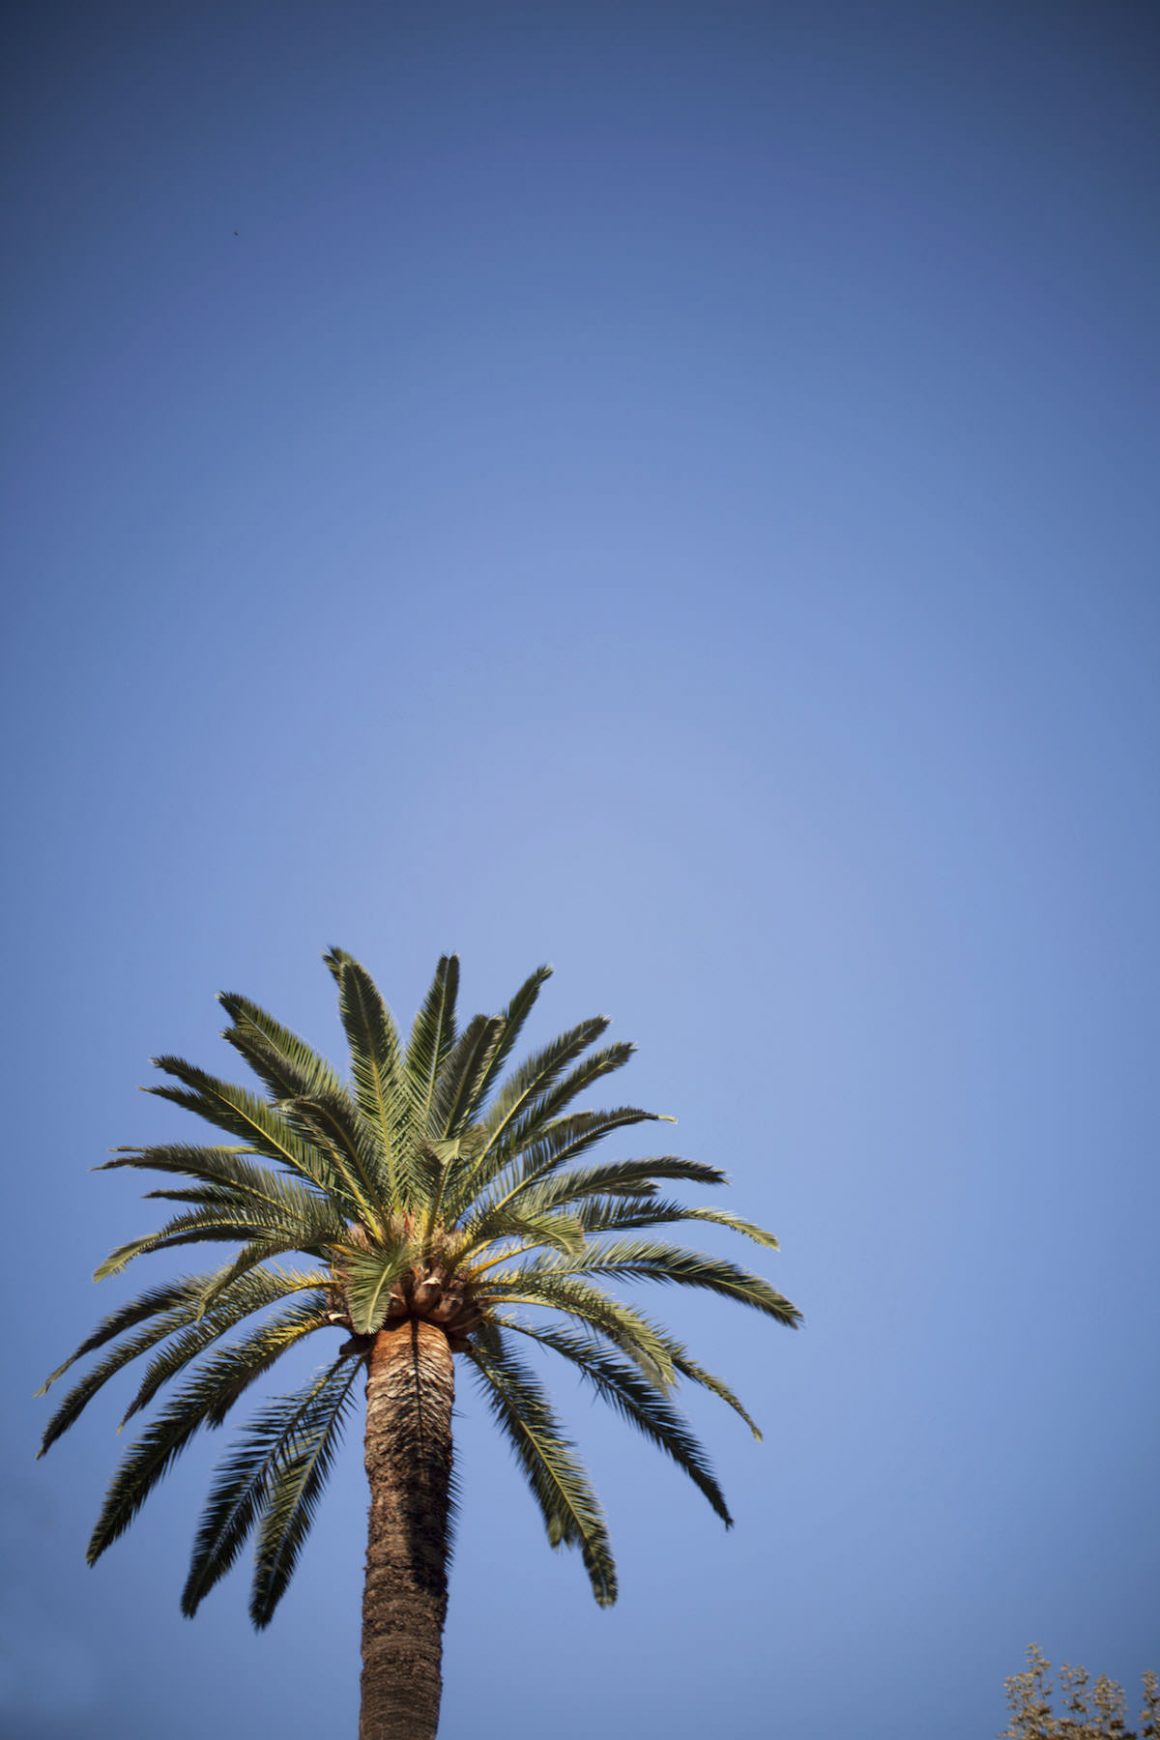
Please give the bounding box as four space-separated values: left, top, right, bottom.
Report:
467 1325 616 1605
477 1272 677 1388
472 964 553 1107
454 1204 586 1267
507 1241 802 1329
325 952 409 1202
143 1186 250 1208
120 1289 332 1426
39 1266 326 1454
517 1155 727 1210
192 1241 333 1318
453 1107 670 1221
338 1237 413 1335
99 1146 332 1221
148 1058 351 1206
217 994 343 1104
281 1089 388 1218
487 1043 641 1171
665 1345 763 1440
477 1016 610 1162
40 1304 208 1457
182 1356 358 1618
405 954 460 1128
87 1316 345 1563
430 1015 507 1140
413 1132 485 1231
574 1197 781 1250
498 1318 733 1525
486 1280 762 1437
249 1358 362 1626
36 1276 212 1397
94 1195 343 1281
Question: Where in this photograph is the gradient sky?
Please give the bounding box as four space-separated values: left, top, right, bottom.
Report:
3 3 1158 1737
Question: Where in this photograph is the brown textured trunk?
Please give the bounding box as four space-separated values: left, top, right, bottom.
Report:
360 1318 455 1740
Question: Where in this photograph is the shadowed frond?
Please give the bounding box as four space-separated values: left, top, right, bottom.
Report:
664 1343 763 1439
86 1313 347 1564
182 1356 357 1618
37 1275 215 1397
454 1204 586 1268
469 964 553 1112
40 1299 215 1458
485 1044 641 1175
249 1357 362 1626
192 1242 331 1318
467 1326 616 1605
518 1155 728 1209
498 1318 733 1525
120 1290 332 1426
478 1017 610 1161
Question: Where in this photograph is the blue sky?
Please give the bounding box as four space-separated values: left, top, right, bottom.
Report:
3 3 1158 1736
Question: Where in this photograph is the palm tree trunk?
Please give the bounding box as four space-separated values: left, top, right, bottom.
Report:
360 1318 455 1740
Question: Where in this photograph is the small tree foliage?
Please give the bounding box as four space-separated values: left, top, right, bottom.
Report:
1002 1646 1160 1740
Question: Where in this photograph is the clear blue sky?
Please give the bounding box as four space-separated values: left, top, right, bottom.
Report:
3 3 1158 1736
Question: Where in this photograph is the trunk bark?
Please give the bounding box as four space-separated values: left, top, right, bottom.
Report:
360 1318 455 1740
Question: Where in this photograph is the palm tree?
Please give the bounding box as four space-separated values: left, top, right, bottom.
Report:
38 952 800 1740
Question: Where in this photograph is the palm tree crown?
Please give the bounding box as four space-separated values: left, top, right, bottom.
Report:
39 951 800 1626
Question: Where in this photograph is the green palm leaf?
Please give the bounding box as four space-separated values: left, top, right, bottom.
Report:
40 1304 209 1457
339 1237 413 1335
574 1196 781 1249
93 1195 343 1281
148 1058 352 1205
469 964 553 1111
405 954 460 1126
99 1146 333 1221
517 1154 728 1210
218 994 344 1104
182 1356 358 1618
249 1358 362 1626
477 1016 610 1162
455 1203 586 1267
486 1043 640 1172
508 1240 802 1329
36 1275 215 1397
498 1318 733 1525
87 1316 346 1563
430 1015 507 1140
467 1326 616 1606
454 1107 671 1221
120 1290 332 1426
477 1271 677 1388
325 952 410 1200
281 1089 388 1216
